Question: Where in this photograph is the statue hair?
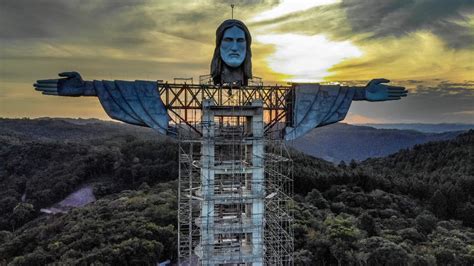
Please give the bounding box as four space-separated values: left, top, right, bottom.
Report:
211 19 252 86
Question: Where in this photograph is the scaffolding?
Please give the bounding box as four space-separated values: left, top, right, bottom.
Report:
264 143 294 265
158 82 294 138
177 96 293 265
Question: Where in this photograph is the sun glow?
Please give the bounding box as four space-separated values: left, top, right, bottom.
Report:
256 34 362 82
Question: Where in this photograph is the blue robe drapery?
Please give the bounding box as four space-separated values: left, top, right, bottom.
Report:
284 84 355 140
93 80 169 135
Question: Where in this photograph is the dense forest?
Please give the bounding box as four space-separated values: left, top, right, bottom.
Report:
0 118 472 265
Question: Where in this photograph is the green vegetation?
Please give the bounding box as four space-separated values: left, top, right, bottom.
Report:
0 119 472 265
1 184 177 264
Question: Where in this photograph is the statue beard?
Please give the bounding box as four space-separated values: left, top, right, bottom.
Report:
220 63 245 85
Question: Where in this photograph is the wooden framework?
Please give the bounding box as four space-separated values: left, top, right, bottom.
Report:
158 83 294 137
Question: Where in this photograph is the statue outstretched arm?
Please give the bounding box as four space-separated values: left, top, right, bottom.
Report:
284 79 408 140
34 72 97 96
34 72 169 134
348 78 408 101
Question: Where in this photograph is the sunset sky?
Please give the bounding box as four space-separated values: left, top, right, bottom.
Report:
1 0 473 124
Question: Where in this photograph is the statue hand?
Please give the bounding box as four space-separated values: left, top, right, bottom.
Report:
34 71 86 96
365 78 408 102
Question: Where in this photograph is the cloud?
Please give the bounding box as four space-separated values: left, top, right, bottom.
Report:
0 0 473 124
449 110 474 116
0 0 288 119
251 0 341 22
325 32 474 82
250 0 474 49
0 0 242 47
0 0 278 62
249 4 353 41
0 0 152 39
344 113 386 124
0 1 215 79
341 0 474 49
347 80 474 124
0 0 290 84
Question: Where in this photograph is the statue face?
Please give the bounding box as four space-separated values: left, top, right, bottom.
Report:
220 26 246 68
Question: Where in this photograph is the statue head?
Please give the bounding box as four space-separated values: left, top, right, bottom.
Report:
220 26 246 68
211 19 252 85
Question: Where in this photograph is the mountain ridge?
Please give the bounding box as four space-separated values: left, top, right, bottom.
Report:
1 118 464 163
289 122 462 163
361 123 474 133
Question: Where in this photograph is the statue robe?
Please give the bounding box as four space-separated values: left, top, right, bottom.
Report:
93 80 169 135
284 84 356 140
89 81 359 139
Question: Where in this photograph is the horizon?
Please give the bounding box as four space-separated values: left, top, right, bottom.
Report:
2 116 473 126
1 0 473 124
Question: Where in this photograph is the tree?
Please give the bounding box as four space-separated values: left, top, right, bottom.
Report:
294 249 313 265
415 212 437 235
358 212 378 237
456 202 474 227
430 190 448 218
11 203 35 230
359 237 409 266
305 189 329 209
325 215 361 242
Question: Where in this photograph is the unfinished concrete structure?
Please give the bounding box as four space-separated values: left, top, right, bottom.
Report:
198 99 264 264
178 97 293 265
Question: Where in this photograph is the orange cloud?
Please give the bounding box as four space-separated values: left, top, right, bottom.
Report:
343 113 387 124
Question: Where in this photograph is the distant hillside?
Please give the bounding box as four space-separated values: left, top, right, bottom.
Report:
2 118 463 164
289 123 462 163
0 118 159 142
362 123 474 133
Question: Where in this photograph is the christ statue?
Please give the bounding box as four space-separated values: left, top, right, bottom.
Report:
34 19 407 140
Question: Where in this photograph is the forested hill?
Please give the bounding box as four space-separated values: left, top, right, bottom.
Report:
0 119 473 265
292 131 474 264
362 130 473 177
1 118 464 163
357 130 474 224
0 118 159 142
0 122 180 264
289 123 462 163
